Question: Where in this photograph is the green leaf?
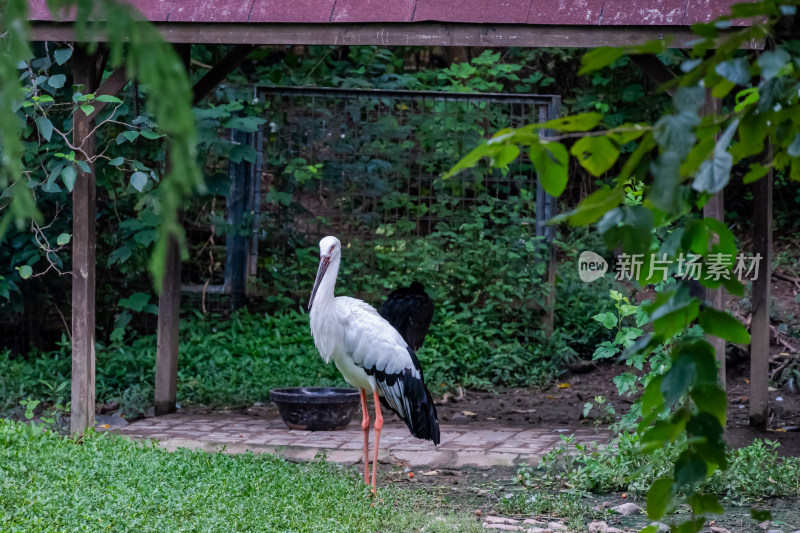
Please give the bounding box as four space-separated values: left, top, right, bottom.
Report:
570 136 619 177
688 492 724 514
734 87 760 112
80 104 95 116
543 113 602 132
118 292 151 312
592 311 618 330
61 166 77 192
41 182 62 193
653 111 700 158
788 133 800 158
743 162 771 184
687 412 727 468
53 48 73 65
95 94 123 104
140 129 165 140
108 157 125 166
530 142 568 197
757 48 790 81
715 57 751 85
649 151 683 214
123 130 140 143
674 450 707 491
751 509 772 521
107 246 132 267
673 86 706 113
557 186 624 226
597 206 654 256
699 307 750 344
661 355 696 408
690 384 727 426
56 233 71 246
491 144 520 167
692 118 739 194
646 478 674 520
17 265 33 279
579 47 624 75
35 115 54 141
641 375 665 418
130 171 148 192
47 74 66 88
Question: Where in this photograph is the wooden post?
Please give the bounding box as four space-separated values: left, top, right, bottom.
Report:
750 163 773 429
702 93 726 388
154 233 182 415
71 47 98 435
154 44 190 416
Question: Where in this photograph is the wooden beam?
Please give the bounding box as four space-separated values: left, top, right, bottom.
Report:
70 47 98 436
630 54 677 96
154 44 191 416
702 92 726 389
87 66 131 122
192 45 255 104
29 22 766 49
750 160 773 429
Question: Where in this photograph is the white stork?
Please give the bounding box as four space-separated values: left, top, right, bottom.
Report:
308 236 440 493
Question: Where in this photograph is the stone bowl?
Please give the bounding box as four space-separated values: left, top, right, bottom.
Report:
269 387 361 431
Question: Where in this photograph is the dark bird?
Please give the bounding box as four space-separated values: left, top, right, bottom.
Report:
378 281 434 353
308 236 439 493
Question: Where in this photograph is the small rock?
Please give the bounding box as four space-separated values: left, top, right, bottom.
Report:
649 522 670 533
485 517 519 525
522 519 547 527
766 530 785 533
760 522 774 530
588 522 608 533
711 527 735 533
526 528 553 533
483 525 525 531
613 502 642 516
547 522 567 531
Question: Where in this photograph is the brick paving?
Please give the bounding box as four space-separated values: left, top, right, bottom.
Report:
113 414 611 468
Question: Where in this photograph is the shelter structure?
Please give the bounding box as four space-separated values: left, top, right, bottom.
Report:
25 0 772 435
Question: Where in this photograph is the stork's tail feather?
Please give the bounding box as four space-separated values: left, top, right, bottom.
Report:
380 377 440 445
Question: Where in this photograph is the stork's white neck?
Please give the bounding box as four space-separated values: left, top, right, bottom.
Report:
311 254 340 315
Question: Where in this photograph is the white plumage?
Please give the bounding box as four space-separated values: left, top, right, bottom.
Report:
308 236 439 492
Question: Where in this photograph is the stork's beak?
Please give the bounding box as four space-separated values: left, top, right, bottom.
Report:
308 255 330 311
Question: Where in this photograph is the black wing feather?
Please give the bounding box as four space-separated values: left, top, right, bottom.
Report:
366 347 440 445
379 282 434 352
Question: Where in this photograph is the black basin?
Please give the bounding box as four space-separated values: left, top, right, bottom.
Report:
269 387 361 431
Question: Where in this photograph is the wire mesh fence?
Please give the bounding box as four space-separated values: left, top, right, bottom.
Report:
254 86 558 271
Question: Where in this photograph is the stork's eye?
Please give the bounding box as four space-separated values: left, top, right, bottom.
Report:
328 244 336 254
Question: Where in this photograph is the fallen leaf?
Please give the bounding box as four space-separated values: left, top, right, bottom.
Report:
100 424 110 428
422 470 438 476
547 395 555 399
745 378 750 384
462 411 477 416
557 383 571 389
486 417 496 420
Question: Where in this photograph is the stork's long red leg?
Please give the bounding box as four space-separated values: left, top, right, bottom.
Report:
360 389 370 485
371 389 384 494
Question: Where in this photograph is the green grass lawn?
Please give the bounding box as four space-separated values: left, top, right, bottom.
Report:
0 420 479 533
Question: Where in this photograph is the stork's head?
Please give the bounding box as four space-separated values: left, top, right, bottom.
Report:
309 236 341 311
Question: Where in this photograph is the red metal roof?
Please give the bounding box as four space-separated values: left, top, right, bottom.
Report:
28 0 742 25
